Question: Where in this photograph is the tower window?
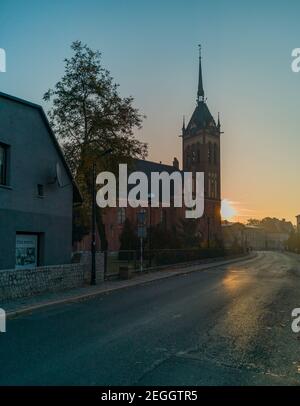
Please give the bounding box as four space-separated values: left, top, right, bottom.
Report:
191 147 196 162
208 142 212 163
117 207 126 224
214 144 218 164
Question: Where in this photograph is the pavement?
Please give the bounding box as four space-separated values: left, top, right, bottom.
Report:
2 253 255 318
1 250 300 385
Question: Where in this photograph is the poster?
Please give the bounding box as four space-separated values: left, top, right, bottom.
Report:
15 234 38 269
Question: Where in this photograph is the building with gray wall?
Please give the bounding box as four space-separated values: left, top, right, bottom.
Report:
0 92 81 270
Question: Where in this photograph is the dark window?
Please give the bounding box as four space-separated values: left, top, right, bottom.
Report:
37 184 44 197
0 143 8 185
214 144 218 164
117 207 126 224
208 142 212 163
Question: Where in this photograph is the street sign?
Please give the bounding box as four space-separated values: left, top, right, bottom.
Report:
137 211 146 225
138 225 147 239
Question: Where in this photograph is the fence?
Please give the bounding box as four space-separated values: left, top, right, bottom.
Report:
106 247 234 278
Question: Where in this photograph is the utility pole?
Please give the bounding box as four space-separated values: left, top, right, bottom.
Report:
207 216 210 249
90 149 113 286
91 162 96 285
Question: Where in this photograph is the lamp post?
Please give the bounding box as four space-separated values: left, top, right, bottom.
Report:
207 216 210 249
148 193 154 268
91 148 113 286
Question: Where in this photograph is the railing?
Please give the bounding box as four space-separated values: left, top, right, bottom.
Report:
105 248 229 279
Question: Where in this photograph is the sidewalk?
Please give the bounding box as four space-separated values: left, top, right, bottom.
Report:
3 253 257 319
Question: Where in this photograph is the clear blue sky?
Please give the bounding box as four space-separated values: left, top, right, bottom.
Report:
1 0 300 222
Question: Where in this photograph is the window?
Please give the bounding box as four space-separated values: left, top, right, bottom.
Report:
37 184 44 197
214 144 218 165
197 143 201 163
0 143 8 185
185 146 191 167
191 145 196 162
117 207 126 224
208 173 218 198
160 209 167 228
208 142 212 164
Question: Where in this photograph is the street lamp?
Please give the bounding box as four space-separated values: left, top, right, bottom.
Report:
148 193 155 268
205 215 210 249
91 148 113 286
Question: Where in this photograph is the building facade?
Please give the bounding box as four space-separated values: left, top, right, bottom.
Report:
0 92 81 270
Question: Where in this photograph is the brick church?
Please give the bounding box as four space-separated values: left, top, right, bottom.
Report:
74 47 222 251
181 45 222 247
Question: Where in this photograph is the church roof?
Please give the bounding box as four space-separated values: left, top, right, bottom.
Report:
184 46 218 137
185 101 216 135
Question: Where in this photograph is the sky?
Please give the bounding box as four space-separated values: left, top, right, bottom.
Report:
1 0 300 223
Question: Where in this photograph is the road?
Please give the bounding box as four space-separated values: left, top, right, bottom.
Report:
1 251 300 385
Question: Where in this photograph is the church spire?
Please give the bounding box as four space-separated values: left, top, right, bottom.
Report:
197 44 205 104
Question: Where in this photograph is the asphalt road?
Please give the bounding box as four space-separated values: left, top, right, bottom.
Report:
1 251 300 386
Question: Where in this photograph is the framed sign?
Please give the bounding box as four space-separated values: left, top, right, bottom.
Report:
15 234 38 269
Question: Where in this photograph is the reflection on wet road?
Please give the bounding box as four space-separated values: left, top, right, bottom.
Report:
1 251 300 385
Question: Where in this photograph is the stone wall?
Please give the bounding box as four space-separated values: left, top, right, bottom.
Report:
0 252 104 302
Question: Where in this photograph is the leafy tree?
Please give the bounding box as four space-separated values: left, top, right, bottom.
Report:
147 224 181 250
286 230 300 252
44 41 148 245
247 218 261 226
177 218 201 248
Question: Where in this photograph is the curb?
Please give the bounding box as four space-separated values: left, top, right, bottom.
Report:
6 253 257 319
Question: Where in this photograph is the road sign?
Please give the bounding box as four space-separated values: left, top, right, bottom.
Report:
138 225 147 239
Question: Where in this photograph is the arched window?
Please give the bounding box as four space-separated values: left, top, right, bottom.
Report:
185 146 191 167
214 144 218 165
197 143 201 163
208 142 212 163
214 174 218 198
117 207 126 224
191 144 196 163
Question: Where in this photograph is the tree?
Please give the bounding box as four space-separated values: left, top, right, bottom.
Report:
247 218 261 226
44 41 148 245
286 230 300 253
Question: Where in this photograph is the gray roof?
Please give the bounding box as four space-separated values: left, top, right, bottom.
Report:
185 101 217 136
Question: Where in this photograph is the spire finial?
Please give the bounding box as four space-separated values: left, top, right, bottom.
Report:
197 44 205 104
217 112 220 128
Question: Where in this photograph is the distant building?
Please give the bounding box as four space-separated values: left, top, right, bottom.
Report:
222 218 293 251
244 226 266 250
0 92 81 270
222 222 246 250
296 215 300 232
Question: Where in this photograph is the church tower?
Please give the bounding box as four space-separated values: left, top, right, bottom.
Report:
182 45 222 246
